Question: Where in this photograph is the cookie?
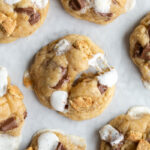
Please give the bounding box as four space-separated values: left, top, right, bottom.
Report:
26 129 86 150
130 13 150 89
60 0 136 25
24 34 118 120
0 66 27 149
0 0 49 43
99 106 150 150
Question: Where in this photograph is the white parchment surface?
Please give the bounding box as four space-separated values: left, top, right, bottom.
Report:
0 0 150 150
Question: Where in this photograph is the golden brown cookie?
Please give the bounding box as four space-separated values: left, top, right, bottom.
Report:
130 13 150 89
0 0 49 43
0 66 27 150
26 129 86 150
24 34 118 120
60 0 136 25
99 106 150 150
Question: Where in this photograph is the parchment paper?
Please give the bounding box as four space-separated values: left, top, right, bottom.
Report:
0 0 150 149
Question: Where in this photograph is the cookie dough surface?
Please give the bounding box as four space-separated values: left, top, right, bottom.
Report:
24 34 117 120
130 13 150 89
0 0 49 43
26 129 86 150
60 0 135 25
99 106 150 150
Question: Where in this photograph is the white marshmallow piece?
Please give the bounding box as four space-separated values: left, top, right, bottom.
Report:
125 0 136 11
88 53 109 71
4 0 21 5
0 66 8 97
54 39 71 56
0 134 21 150
94 0 112 13
97 68 118 87
50 91 68 112
127 106 150 119
38 132 59 150
99 124 124 146
31 0 48 8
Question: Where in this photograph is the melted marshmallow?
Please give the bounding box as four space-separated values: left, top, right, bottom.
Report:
97 68 118 87
54 39 71 56
94 0 112 13
0 67 8 97
38 132 59 150
99 124 124 146
127 106 150 119
31 0 48 8
4 0 21 5
125 0 136 11
0 134 21 150
50 91 68 112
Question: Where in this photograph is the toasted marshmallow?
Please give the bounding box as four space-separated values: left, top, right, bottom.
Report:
127 106 150 119
0 66 8 97
54 39 71 56
99 124 124 146
38 132 59 150
50 91 68 112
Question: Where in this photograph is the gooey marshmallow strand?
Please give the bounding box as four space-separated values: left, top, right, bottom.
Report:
0 66 8 97
4 0 48 8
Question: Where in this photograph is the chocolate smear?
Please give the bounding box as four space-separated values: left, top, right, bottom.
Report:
69 0 86 11
56 142 66 150
99 13 113 17
0 117 18 131
53 67 69 89
133 42 143 57
98 83 108 94
15 7 40 25
141 44 150 61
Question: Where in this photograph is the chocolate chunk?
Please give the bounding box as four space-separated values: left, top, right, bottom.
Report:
56 142 66 150
24 111 27 119
53 67 69 89
99 13 113 17
15 7 40 25
141 44 150 61
0 117 18 132
29 12 41 25
98 83 107 94
69 0 86 11
133 42 143 57
15 7 34 16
